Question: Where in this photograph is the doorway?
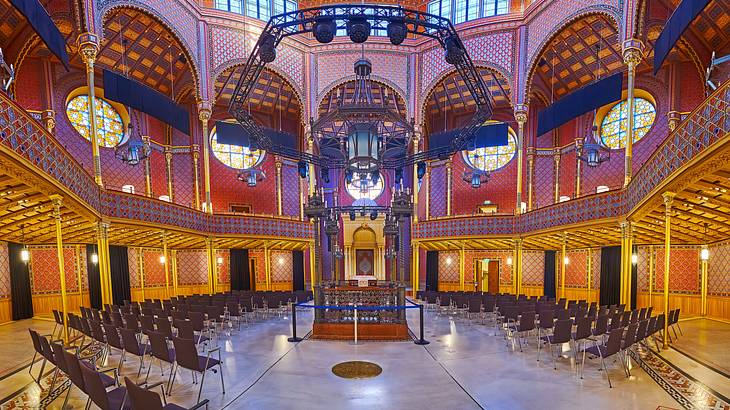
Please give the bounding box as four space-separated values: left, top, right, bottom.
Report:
475 259 500 293
249 258 257 291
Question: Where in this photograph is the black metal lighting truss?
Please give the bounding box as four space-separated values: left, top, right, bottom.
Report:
228 4 494 169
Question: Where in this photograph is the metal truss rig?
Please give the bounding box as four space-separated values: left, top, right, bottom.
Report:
228 4 494 169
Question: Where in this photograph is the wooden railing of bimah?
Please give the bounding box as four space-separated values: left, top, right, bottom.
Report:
414 80 730 240
0 91 313 240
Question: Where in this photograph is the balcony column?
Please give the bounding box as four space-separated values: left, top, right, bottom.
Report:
197 102 213 214
700 250 708 316
662 192 675 349
459 242 465 291
171 249 179 297
560 233 567 299
206 237 217 295
575 138 583 197
96 221 112 306
514 238 523 295
78 33 103 187
192 145 201 210
161 231 170 298
143 136 152 197
446 159 452 216
164 148 174 202
412 129 421 223
412 242 420 295
50 195 69 344
620 221 634 307
526 147 535 211
514 105 528 214
622 41 644 187
425 166 431 220
667 111 682 132
553 149 561 204
276 157 283 216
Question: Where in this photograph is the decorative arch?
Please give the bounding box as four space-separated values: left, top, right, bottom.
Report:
99 4 201 101
523 9 621 103
419 64 513 128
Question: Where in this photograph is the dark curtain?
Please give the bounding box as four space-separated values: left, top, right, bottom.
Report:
86 244 102 309
425 251 439 291
631 245 638 310
543 250 556 298
108 246 131 306
8 243 33 320
230 249 250 291
600 246 621 306
292 251 305 291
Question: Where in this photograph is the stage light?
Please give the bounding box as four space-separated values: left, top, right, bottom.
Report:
347 17 371 43
90 253 99 264
313 19 336 43
320 167 330 184
370 211 378 220
258 32 276 63
444 36 464 65
416 162 426 180
20 248 29 263
349 211 356 221
297 161 308 178
387 20 407 45
394 168 403 184
247 173 257 187
360 209 366 217
345 168 353 184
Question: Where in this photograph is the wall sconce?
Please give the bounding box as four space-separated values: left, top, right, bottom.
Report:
20 248 29 263
563 256 570 265
217 256 224 264
278 257 285 266
506 256 513 266
445 257 452 265
631 253 638 265
700 246 709 261
159 255 166 264
90 253 99 264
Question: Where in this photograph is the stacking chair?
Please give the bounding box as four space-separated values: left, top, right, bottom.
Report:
171 337 225 402
52 310 65 339
536 309 555 351
49 342 71 397
103 323 125 368
638 307 648 321
538 319 572 369
124 377 209 410
28 329 48 382
90 320 110 361
508 311 535 352
466 298 483 323
124 314 141 334
63 349 119 409
581 327 624 388
188 311 211 345
141 315 156 337
226 302 244 331
620 323 639 377
632 319 650 364
669 309 682 339
145 332 176 389
120 328 151 378
644 316 659 351
80 360 130 410
591 314 609 340
572 317 593 372
155 317 175 339
112 311 125 328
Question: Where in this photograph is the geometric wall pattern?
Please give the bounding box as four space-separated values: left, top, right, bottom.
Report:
176 250 208 285
438 251 460 284
128 248 140 288
708 242 730 297
142 250 166 287
637 246 650 293
429 165 447 218
522 250 545 286
463 250 513 286
270 250 293 283
654 246 700 295
564 249 588 288
250 249 266 284
591 249 601 290
29 247 79 295
0 242 9 299
316 51 409 103
217 250 230 284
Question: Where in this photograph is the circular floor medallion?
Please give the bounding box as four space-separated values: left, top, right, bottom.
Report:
331 361 383 379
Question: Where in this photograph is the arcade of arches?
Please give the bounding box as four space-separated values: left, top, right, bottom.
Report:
0 0 728 408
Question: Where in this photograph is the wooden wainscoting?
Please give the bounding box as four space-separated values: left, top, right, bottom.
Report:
0 299 11 323
130 287 168 302
32 293 90 318
562 288 600 303
177 285 210 296
707 296 730 320
521 285 543 297
216 283 231 293
636 293 702 317
439 282 461 292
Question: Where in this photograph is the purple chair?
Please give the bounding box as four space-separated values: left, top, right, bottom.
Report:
123 377 209 410
538 318 572 369
145 331 176 388
80 359 130 410
581 327 624 388
120 328 151 378
170 337 224 402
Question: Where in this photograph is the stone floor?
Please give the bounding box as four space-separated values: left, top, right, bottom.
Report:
0 310 728 409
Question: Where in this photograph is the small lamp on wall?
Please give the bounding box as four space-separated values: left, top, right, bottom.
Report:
19 223 29 263
563 256 570 265
159 255 166 264
90 253 99 264
506 256 513 266
701 223 710 261
217 256 224 265
631 253 638 265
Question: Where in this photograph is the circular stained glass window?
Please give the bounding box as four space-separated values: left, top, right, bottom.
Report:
346 172 384 200
463 127 516 172
66 95 125 147
210 129 264 169
600 97 656 149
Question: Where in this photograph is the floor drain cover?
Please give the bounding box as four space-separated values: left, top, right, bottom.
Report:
331 361 383 379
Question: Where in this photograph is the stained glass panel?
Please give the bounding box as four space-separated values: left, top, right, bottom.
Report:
463 130 516 172
66 95 125 147
211 130 264 170
600 97 656 149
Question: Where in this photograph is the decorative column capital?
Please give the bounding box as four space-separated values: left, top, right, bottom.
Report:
197 101 212 121
191 144 200 159
667 111 682 131
622 40 644 69
77 33 99 67
514 104 528 124
662 191 676 210
49 194 63 217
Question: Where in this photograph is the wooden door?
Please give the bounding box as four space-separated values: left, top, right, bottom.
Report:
474 260 483 292
487 260 500 293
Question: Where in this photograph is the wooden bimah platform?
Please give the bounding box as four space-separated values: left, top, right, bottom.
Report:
311 284 410 341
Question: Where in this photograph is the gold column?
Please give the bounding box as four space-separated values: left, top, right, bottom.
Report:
138 249 145 301
42 110 56 134
648 245 654 308
700 251 708 316
97 221 111 306
309 241 316 291
425 166 431 220
276 158 283 216
459 242 465 291
265 244 271 291
526 147 535 211
75 245 84 307
622 41 644 187
412 242 420 294
143 137 152 197
164 148 174 202
78 35 103 187
205 237 217 295
662 192 674 349
515 238 523 295
306 130 316 195
586 248 592 301
514 105 528 214
50 195 69 344
620 221 634 306
560 233 567 298
667 111 682 132
446 160 452 216
575 138 582 197
161 232 170 298
192 145 201 210
198 102 213 214
412 130 421 223
171 250 179 297
553 149 561 203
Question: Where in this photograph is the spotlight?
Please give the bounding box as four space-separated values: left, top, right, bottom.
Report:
371 171 380 185
360 209 366 217
387 20 407 45
395 168 403 184
297 161 308 178
347 17 371 43
313 18 336 44
370 211 378 220
349 211 356 221
416 162 426 180
444 36 464 65
345 168 354 184
320 167 330 184
258 32 276 63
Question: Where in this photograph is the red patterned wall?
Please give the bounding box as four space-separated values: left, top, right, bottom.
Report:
429 164 447 217
522 250 545 286
29 247 79 294
438 251 459 285
708 242 730 297
176 250 208 285
217 250 230 284
142 249 166 287
270 250 293 284
0 242 10 299
451 151 517 215
128 248 140 288
564 249 587 288
654 247 700 295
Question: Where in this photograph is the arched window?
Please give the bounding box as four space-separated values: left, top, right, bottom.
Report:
346 172 384 200
66 94 126 148
462 127 516 172
210 128 265 169
599 97 656 149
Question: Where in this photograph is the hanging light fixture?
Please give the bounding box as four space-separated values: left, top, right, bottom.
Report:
463 151 491 188
115 37 151 166
19 223 29 263
701 223 710 261
578 43 610 168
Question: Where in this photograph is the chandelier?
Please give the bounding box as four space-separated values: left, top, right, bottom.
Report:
115 112 151 166
578 125 610 167
237 168 266 187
